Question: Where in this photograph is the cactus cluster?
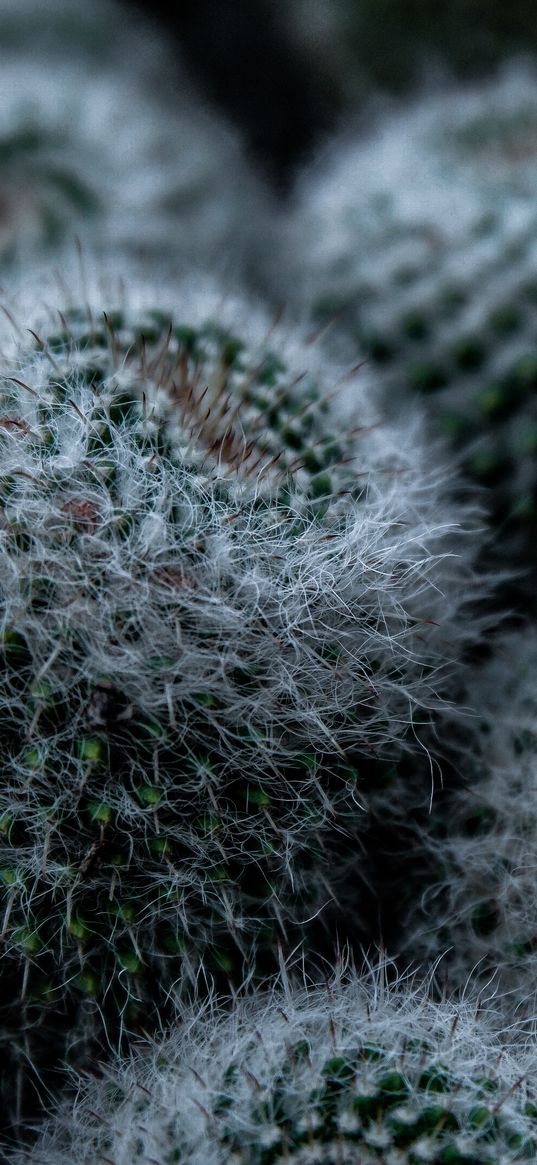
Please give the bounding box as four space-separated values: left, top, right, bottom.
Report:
3 2 537 1162
20 962 537 1165
281 65 537 584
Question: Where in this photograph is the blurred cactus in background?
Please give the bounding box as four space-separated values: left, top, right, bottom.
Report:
281 0 537 103
0 0 272 276
276 65 537 596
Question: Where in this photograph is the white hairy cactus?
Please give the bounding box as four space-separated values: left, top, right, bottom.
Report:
283 62 537 332
0 268 490 768
400 628 537 1014
18 959 537 1165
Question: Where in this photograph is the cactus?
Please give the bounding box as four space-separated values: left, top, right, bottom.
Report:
280 64 537 588
18 959 537 1165
0 0 270 271
0 270 489 1132
399 628 537 1017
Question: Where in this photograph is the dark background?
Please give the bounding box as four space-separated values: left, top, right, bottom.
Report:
125 0 336 191
125 1 537 190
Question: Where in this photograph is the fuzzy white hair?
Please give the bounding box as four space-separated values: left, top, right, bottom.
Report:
18 957 537 1165
402 629 537 1018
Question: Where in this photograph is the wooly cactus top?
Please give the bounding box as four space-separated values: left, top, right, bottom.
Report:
0 271 490 1130
0 34 269 269
401 628 537 1013
20 962 537 1165
281 65 537 582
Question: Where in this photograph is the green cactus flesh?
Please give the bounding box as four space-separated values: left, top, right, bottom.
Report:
208 1047 537 1165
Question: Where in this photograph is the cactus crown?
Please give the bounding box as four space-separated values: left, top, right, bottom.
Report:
22 963 537 1165
24 301 349 497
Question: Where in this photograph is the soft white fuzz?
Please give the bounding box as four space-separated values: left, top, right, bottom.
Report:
284 62 537 322
19 960 537 1165
403 629 537 1012
0 266 491 767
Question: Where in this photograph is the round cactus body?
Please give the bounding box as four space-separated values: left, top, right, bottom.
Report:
400 629 537 1015
282 65 537 586
0 271 489 1130
19 962 537 1165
